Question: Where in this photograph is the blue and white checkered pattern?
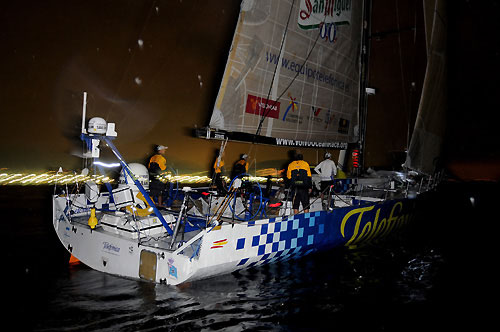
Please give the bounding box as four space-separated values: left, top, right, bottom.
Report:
235 211 325 268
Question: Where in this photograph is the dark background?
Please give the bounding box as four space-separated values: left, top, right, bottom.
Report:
1 0 498 179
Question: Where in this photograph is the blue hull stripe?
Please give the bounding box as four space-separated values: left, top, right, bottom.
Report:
236 199 414 269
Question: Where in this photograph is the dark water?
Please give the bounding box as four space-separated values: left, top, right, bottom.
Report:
2 182 494 331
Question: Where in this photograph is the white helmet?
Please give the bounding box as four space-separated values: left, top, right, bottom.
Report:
156 144 168 152
119 163 149 190
325 152 331 158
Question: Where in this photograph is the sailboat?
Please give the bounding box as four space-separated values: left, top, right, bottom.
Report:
52 0 445 285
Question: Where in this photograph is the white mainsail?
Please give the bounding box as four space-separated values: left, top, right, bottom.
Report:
405 0 447 175
209 0 363 148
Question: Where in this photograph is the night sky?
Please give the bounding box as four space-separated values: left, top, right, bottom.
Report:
1 0 244 174
444 0 500 180
1 0 499 179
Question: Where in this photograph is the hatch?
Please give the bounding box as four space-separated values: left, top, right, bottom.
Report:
139 250 157 282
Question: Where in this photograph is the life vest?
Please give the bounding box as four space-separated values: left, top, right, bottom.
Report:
149 154 167 180
214 159 224 173
232 159 247 177
148 154 166 172
287 160 312 188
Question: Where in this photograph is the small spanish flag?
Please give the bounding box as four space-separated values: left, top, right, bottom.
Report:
211 239 228 249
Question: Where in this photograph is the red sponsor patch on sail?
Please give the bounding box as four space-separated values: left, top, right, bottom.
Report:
245 94 280 119
211 239 228 249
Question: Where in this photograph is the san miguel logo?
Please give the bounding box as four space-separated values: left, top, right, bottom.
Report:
246 94 280 119
298 0 353 30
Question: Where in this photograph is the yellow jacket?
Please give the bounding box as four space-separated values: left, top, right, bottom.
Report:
148 154 167 171
214 159 224 173
336 168 347 179
287 160 311 179
236 159 248 172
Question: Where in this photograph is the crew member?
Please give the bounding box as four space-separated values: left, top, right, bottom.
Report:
314 152 337 202
287 154 312 214
212 149 227 194
231 154 249 180
148 144 168 206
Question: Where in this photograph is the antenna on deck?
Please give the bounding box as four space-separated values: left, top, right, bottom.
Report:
81 91 88 134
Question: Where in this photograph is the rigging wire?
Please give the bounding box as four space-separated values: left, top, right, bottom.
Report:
395 0 411 151
246 0 297 173
255 0 296 138
255 1 328 138
250 1 329 175
407 3 419 150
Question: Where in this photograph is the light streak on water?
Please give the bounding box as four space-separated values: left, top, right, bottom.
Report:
0 172 114 186
0 170 283 186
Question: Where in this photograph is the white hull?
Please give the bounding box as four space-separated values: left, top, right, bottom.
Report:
53 188 415 286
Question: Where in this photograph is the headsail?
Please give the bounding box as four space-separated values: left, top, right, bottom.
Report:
404 0 447 175
203 0 364 149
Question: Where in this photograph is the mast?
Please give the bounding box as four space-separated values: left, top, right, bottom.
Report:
357 0 373 175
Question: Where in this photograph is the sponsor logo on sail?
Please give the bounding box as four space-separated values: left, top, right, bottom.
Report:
276 138 347 149
324 109 335 129
338 118 349 134
265 52 349 91
312 106 322 117
298 0 353 30
282 94 298 121
246 94 280 119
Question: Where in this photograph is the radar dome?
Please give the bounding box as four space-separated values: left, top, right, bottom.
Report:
119 163 149 190
88 117 107 134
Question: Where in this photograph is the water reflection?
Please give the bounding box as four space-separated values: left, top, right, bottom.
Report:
34 241 444 331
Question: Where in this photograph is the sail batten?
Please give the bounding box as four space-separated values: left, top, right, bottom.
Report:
206 0 364 148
